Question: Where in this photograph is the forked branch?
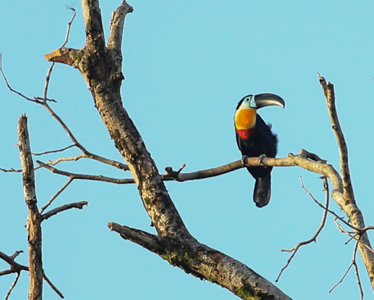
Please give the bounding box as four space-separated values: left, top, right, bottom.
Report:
318 74 374 291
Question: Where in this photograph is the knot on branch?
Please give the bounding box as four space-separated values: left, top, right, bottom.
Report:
164 164 186 181
298 149 327 163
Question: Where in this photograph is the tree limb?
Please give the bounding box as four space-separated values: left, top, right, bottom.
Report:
18 115 44 299
108 1 134 52
41 201 88 221
37 160 133 183
40 178 74 214
0 251 64 299
318 74 374 292
276 176 329 282
108 222 292 300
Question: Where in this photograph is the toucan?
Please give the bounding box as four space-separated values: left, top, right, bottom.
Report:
234 93 285 208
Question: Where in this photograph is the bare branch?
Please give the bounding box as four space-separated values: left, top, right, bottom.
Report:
40 98 129 172
47 154 86 165
319 74 374 290
40 178 74 214
108 222 292 300
108 222 164 254
0 251 28 274
318 74 354 201
0 167 23 173
61 8 76 48
42 273 64 298
5 272 20 300
108 1 134 51
9 250 24 260
37 160 133 183
0 250 64 298
0 63 55 103
18 115 44 299
298 149 327 163
330 238 364 299
164 160 242 181
276 177 330 282
0 67 41 103
47 153 129 171
41 201 88 221
32 144 75 156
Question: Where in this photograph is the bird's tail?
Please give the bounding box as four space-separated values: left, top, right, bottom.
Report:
253 174 271 208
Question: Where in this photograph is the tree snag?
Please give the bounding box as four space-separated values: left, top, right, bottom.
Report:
44 1 292 299
18 115 43 300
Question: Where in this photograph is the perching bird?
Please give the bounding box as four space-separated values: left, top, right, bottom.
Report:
234 93 285 208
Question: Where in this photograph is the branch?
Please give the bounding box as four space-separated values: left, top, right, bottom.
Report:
61 8 76 48
319 74 374 291
318 74 354 201
46 152 129 171
37 161 132 183
108 222 292 300
108 223 164 254
0 167 23 173
40 178 74 214
276 177 330 282
81 0 105 49
330 237 364 299
0 251 64 299
164 160 242 181
5 272 20 300
41 201 88 221
108 1 134 51
0 251 28 274
42 273 64 299
32 144 75 156
0 66 42 104
43 47 81 68
18 115 44 299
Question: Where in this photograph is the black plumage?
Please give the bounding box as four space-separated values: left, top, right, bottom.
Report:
235 114 278 207
234 93 284 208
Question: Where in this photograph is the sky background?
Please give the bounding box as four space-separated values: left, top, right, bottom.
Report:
1 1 374 299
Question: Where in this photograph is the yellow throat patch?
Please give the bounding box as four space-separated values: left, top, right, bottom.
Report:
234 108 256 130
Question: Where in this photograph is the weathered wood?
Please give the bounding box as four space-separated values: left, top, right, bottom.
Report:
18 115 43 300
44 1 293 299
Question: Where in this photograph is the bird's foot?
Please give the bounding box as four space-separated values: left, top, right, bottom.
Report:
241 155 249 167
258 154 267 166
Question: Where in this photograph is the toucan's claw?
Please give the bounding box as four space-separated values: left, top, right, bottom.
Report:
241 155 249 167
258 154 267 166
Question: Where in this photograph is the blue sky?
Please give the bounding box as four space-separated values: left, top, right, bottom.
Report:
1 1 374 299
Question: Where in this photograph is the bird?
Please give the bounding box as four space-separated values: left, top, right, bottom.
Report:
234 93 285 208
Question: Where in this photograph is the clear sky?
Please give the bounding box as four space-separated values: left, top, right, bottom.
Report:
1 1 374 299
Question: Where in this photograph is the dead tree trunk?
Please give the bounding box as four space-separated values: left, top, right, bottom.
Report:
18 115 43 300
44 1 292 299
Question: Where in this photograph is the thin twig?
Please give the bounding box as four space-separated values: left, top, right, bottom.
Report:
0 167 23 173
43 62 55 103
329 237 364 299
37 161 133 184
41 97 129 171
42 272 64 298
40 177 74 214
32 144 75 156
42 8 76 103
0 67 42 103
0 61 55 103
276 177 329 282
5 272 20 300
61 8 76 48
